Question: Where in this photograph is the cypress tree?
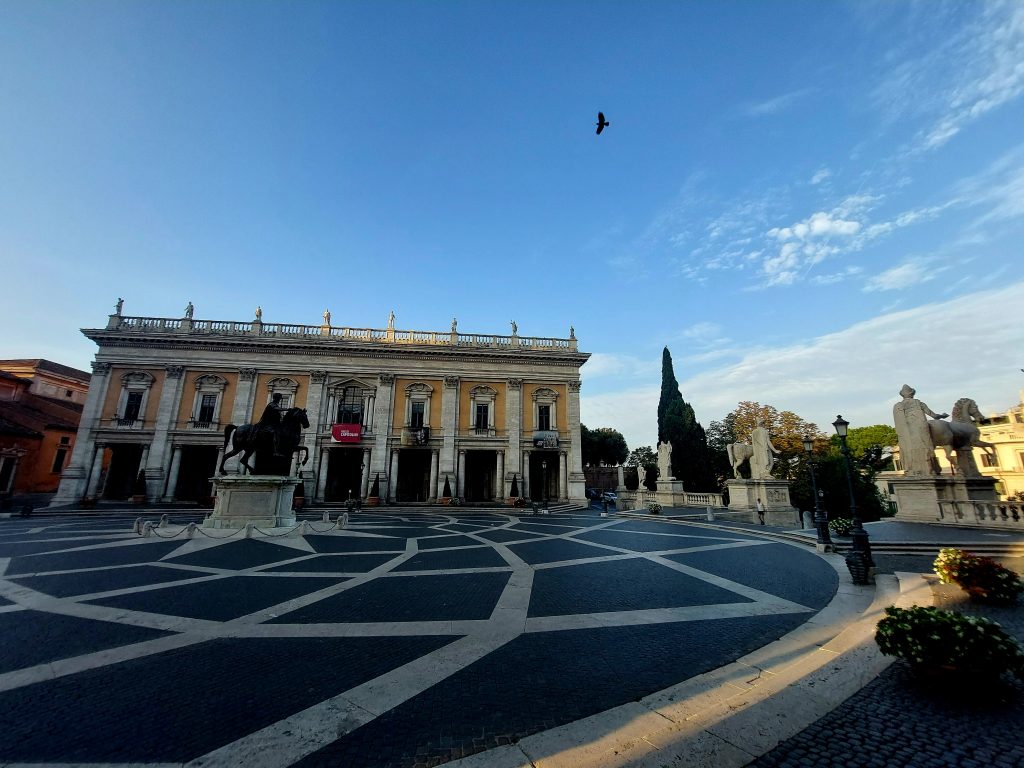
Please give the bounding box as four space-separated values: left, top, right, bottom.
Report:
658 347 715 491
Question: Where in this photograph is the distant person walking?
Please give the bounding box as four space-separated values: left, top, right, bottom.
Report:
756 498 765 525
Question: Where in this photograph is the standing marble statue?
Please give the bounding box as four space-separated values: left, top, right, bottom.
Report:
657 440 673 480
184 301 194 320
893 384 948 475
254 306 263 322
749 421 779 480
115 297 124 315
323 308 331 326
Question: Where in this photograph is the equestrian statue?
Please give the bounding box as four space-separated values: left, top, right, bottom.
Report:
219 393 310 476
927 397 996 477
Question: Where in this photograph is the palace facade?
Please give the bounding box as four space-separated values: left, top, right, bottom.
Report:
52 310 589 506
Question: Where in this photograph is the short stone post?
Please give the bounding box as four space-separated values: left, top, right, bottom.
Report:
186 522 197 538
159 514 169 529
141 521 154 537
244 522 254 538
132 518 142 534
706 506 715 522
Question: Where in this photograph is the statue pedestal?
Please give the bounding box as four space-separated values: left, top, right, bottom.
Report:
656 479 687 506
204 475 299 529
727 479 799 527
891 475 999 523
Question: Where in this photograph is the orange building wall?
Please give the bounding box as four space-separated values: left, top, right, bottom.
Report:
392 379 442 429
522 383 568 432
458 381 507 431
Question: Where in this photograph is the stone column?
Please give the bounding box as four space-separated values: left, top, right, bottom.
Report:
361 448 372 498
315 447 330 500
429 449 439 502
440 376 459 493
505 378 522 483
162 445 183 502
616 465 626 492
146 366 186 500
457 449 466 498
52 362 113 505
302 371 328 497
495 450 505 499
559 451 568 502
566 380 586 502
388 448 400 502
522 449 531 498
224 368 258 474
371 374 395 480
85 443 107 498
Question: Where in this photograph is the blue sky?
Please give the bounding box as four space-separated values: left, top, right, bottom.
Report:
2 0 1023 450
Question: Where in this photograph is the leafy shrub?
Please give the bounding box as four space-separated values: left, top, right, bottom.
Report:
448 496 462 507
647 501 662 514
875 605 1024 679
512 497 528 508
934 548 1023 604
828 517 853 536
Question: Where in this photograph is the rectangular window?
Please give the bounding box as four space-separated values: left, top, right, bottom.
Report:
123 391 143 421
410 401 425 428
275 394 292 409
981 453 999 468
59 436 70 446
197 393 217 423
51 448 68 473
538 405 551 431
475 403 489 430
336 389 363 425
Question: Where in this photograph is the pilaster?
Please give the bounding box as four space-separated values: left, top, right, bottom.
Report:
429 449 440 502
371 374 395 481
303 370 328 497
506 378 522 480
146 365 185 500
440 375 459 485
566 380 586 502
52 361 113 505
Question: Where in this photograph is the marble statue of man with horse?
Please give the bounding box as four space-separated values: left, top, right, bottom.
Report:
893 385 995 478
219 392 310 476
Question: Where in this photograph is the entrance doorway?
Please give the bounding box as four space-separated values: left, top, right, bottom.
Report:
102 444 142 500
174 446 219 502
464 450 496 502
528 452 559 503
397 449 431 502
325 448 364 502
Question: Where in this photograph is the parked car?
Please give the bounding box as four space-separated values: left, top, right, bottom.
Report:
602 491 617 502
586 488 601 500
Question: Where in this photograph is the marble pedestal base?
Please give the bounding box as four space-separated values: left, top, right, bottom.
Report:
891 475 999 523
204 475 299 529
655 479 687 506
727 478 800 527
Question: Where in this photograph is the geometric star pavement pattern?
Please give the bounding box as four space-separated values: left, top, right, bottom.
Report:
0 510 837 767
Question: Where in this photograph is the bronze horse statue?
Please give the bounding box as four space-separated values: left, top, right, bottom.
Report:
220 407 310 475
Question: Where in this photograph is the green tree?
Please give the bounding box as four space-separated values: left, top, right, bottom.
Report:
835 425 898 471
706 417 736 488
658 348 715 491
722 401 825 483
581 425 629 466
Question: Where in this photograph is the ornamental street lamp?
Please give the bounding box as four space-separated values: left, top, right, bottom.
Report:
803 437 833 552
833 415 874 583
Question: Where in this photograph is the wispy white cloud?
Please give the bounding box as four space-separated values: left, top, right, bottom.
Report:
581 282 1024 450
810 168 832 185
863 257 945 292
743 88 815 116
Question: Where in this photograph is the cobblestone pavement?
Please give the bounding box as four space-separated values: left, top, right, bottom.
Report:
752 572 1024 768
0 510 837 767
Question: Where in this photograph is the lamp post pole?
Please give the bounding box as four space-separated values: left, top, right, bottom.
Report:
803 437 832 552
542 459 548 513
833 415 874 583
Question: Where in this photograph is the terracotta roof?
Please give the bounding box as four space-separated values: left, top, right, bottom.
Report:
0 415 42 438
0 389 83 434
0 359 91 382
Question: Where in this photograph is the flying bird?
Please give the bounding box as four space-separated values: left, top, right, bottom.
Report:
596 112 610 135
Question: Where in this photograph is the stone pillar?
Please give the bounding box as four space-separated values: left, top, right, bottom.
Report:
163 445 183 502
303 371 328 497
52 361 113 505
616 465 626 492
429 449 439 502
566 380 586 502
85 443 107 498
371 374 395 479
457 449 466 498
440 376 459 490
145 366 186 499
505 378 522 482
223 368 258 474
495 450 505 499
559 451 568 502
388 448 399 502
522 449 531 498
315 447 330 500
361 448 372 498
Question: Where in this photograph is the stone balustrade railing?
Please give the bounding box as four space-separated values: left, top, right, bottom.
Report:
618 489 726 510
938 499 1023 529
104 315 578 351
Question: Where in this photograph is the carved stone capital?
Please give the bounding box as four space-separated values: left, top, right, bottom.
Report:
378 373 395 386
568 380 582 392
444 376 460 388
165 365 185 379
310 370 328 384
239 368 258 381
91 361 112 375
506 378 523 390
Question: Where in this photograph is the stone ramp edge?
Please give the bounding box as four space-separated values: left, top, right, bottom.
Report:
445 562 930 768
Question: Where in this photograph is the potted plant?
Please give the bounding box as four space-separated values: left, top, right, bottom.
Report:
875 605 1024 681
506 474 520 505
292 483 305 510
439 475 453 505
131 470 148 504
365 473 380 507
934 548 1023 604
647 501 662 515
828 517 854 537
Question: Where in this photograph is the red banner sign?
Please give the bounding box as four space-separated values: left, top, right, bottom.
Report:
331 424 361 443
